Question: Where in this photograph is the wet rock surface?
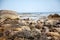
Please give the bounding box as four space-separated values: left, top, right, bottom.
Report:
0 10 60 40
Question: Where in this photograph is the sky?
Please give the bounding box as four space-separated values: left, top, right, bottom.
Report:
0 0 60 12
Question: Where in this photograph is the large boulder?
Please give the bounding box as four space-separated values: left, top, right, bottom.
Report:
48 14 60 20
0 10 20 23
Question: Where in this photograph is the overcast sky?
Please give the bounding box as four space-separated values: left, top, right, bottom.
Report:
0 0 60 12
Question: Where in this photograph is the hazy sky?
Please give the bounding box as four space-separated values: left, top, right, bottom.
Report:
0 0 60 12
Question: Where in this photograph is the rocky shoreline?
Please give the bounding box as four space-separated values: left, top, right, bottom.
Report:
0 10 60 40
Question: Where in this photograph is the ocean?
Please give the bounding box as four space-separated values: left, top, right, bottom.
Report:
18 12 60 20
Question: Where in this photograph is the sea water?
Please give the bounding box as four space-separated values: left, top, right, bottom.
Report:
19 12 60 21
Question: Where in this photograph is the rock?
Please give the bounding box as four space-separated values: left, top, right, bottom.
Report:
15 26 31 38
46 32 60 37
55 28 60 33
0 10 20 23
11 27 41 40
31 28 41 40
21 26 31 31
0 32 3 37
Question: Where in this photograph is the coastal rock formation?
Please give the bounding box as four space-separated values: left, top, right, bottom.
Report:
48 14 60 20
0 10 60 40
0 10 20 23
